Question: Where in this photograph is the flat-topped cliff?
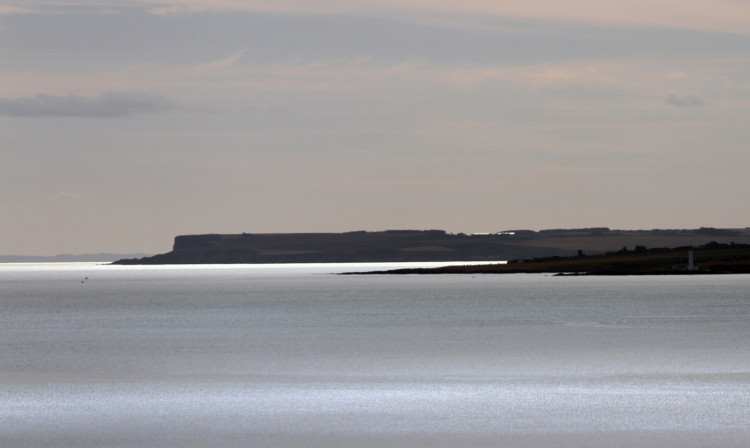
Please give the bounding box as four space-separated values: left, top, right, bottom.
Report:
113 227 750 265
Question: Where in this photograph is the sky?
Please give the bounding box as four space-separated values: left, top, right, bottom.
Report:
2 1 750 255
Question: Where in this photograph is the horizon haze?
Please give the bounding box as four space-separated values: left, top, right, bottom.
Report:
2 1 749 256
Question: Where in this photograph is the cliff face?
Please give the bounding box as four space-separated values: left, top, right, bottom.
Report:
112 228 750 265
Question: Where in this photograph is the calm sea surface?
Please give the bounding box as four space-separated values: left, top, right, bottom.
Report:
1 262 749 447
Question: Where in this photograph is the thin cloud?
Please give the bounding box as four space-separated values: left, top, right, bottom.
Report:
192 49 247 72
0 92 178 118
317 176 460 188
666 94 706 107
0 1 126 15
136 0 750 35
47 192 93 202
0 5 33 14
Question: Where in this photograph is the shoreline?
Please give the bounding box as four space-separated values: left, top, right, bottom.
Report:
348 243 750 276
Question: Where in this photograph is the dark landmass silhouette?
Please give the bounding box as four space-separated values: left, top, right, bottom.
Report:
355 242 750 275
112 227 750 265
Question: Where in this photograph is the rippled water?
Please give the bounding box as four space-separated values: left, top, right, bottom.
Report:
2 263 749 447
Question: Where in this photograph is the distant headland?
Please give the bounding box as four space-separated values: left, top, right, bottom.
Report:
112 227 750 266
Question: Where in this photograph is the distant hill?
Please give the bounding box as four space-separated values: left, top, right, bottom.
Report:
0 253 151 263
112 227 750 265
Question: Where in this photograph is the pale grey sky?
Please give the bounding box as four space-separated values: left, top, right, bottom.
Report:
2 1 750 255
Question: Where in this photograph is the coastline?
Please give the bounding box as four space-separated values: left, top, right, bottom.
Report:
350 243 750 275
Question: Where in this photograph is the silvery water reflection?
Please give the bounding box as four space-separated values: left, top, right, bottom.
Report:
2 263 749 447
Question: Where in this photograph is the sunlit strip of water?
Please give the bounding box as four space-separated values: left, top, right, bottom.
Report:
0 260 506 280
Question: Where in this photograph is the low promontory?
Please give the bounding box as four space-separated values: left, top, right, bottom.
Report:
358 242 750 275
112 227 750 265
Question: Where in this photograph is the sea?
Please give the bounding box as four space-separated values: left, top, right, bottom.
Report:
1 262 749 448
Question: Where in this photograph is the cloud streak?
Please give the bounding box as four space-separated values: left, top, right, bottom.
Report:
47 191 93 202
666 94 706 107
0 5 33 14
192 49 247 72
0 92 178 118
0 1 127 15
136 0 750 35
